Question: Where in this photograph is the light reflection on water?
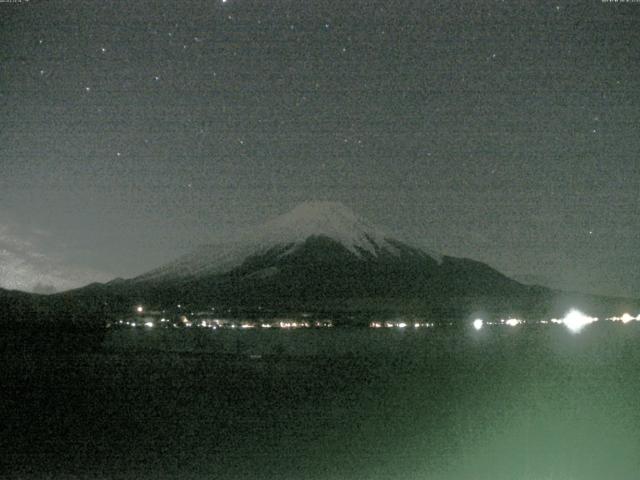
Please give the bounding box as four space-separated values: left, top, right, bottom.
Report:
5 323 640 480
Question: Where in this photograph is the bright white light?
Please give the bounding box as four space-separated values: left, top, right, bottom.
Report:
136 306 144 313
144 321 154 328
473 319 483 331
504 318 521 327
563 309 597 333
397 322 407 328
621 313 634 324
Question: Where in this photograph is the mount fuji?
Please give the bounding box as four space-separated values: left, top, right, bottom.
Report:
79 201 548 317
135 201 441 284
7 202 638 324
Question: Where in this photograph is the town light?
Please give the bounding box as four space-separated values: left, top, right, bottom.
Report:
563 309 597 333
621 313 634 324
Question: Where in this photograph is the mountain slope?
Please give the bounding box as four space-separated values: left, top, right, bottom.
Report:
135 201 441 284
57 202 640 319
96 202 539 315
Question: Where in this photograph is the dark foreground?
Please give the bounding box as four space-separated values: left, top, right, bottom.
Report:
2 324 640 479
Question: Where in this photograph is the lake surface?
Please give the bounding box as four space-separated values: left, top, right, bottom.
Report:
3 324 640 479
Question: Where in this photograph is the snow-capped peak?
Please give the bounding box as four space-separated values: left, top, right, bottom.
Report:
135 202 440 282
253 201 396 256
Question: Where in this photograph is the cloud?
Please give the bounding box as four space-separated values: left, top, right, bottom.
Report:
0 216 111 293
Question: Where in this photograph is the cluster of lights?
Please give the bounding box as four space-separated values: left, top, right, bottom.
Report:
471 309 640 334
503 318 523 327
369 321 435 329
277 321 310 329
608 313 640 324
124 305 639 335
119 310 334 330
472 318 526 329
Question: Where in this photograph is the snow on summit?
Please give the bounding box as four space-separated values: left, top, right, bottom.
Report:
254 201 397 256
136 202 439 281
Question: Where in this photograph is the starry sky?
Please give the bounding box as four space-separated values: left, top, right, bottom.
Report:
0 0 638 297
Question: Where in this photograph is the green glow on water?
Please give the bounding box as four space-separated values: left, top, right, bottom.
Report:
3 324 640 479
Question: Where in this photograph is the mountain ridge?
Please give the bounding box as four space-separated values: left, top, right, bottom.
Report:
135 201 441 284
8 202 636 321
92 202 542 316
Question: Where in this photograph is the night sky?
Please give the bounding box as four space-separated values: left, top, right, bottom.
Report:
1 0 638 297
